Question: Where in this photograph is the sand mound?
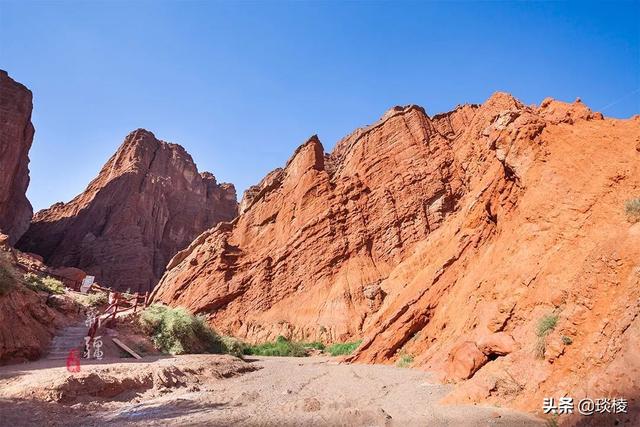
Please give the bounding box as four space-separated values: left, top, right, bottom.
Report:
2 355 257 404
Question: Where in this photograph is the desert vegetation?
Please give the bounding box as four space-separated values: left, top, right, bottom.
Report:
242 337 362 357
140 304 225 355
243 336 308 357
23 273 65 294
535 313 559 358
139 306 363 359
396 353 414 368
625 198 640 222
326 340 362 356
72 292 108 308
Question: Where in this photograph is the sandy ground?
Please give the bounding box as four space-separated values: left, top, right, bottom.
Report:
0 355 544 426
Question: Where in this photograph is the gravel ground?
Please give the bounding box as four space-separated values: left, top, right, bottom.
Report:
0 355 544 426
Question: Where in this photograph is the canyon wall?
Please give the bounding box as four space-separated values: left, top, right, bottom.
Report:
0 70 34 245
152 94 639 417
17 129 238 293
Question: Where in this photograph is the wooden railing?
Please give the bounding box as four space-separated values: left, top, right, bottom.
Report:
85 289 150 348
13 260 152 359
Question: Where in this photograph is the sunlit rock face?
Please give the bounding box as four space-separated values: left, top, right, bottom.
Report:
153 93 640 417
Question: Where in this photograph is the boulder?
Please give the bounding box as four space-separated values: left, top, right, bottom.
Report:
446 341 489 381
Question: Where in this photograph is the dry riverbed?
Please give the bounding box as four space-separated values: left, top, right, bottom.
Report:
0 355 544 426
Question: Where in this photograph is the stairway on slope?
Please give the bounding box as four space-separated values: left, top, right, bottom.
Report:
46 323 87 360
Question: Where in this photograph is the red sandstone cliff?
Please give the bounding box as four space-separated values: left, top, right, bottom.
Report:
0 70 34 245
17 129 238 293
152 94 639 419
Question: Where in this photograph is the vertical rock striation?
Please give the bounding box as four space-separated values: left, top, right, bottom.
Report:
152 93 640 418
17 129 238 293
0 70 34 245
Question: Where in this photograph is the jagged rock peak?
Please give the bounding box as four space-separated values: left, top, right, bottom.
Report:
17 130 238 293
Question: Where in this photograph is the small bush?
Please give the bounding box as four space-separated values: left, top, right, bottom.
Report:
24 273 65 294
140 304 224 355
73 292 108 308
536 314 558 337
396 353 414 368
561 335 573 345
625 198 640 222
244 336 307 357
327 340 362 356
221 336 249 357
535 337 547 359
535 313 559 359
302 341 326 351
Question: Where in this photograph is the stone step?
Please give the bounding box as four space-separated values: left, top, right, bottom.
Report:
51 339 85 344
46 322 91 358
51 338 86 343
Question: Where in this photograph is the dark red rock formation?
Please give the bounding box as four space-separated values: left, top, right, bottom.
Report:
0 237 70 364
0 70 34 245
17 129 238 293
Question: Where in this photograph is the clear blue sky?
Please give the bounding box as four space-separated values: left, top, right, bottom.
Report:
1 1 638 211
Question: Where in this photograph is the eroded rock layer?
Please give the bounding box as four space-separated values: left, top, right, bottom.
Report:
0 70 34 245
153 94 640 418
17 129 238 293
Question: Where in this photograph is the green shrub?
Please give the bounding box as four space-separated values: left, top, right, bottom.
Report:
302 341 326 351
24 273 65 294
243 336 307 357
42 277 65 294
396 353 414 368
536 313 559 358
536 314 558 337
561 335 573 345
625 198 640 222
326 340 361 356
140 304 224 355
221 336 249 357
73 292 108 307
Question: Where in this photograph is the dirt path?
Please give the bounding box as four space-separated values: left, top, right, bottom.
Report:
0 355 543 426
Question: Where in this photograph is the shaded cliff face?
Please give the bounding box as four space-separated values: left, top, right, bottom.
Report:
152 94 640 417
17 129 238 293
0 70 34 245
0 239 71 364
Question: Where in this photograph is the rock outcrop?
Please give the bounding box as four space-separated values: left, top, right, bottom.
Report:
0 238 71 364
17 129 238 293
0 70 34 245
153 104 469 341
152 93 639 419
